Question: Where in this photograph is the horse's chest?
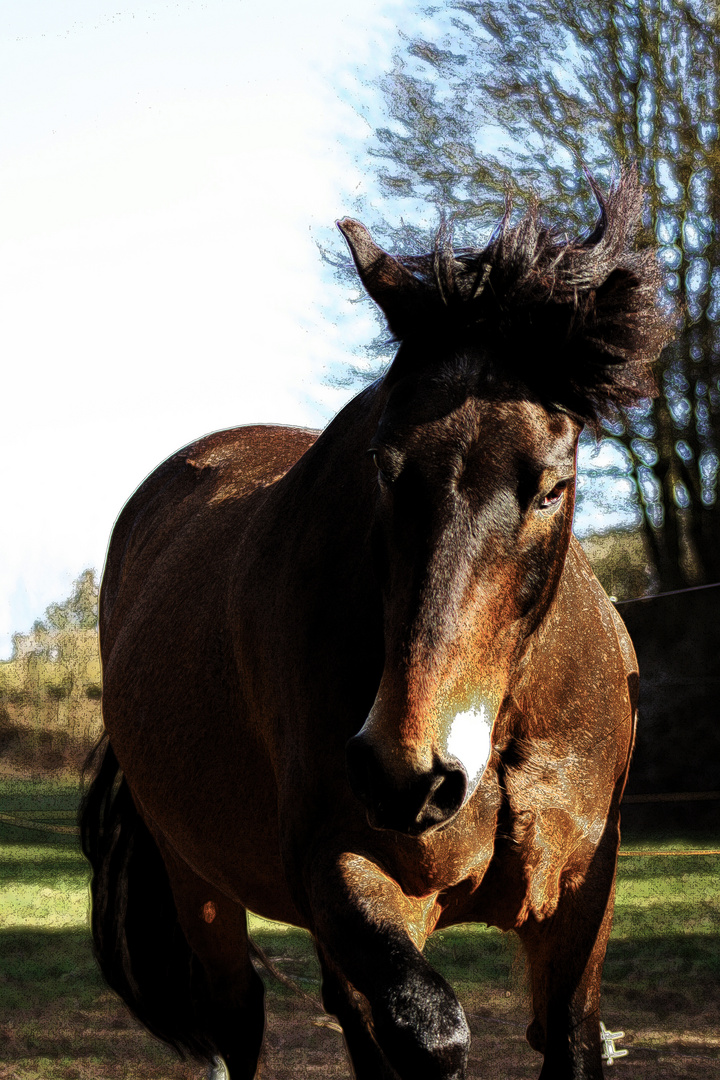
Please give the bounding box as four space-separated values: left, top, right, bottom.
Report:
489 743 613 925
378 774 502 902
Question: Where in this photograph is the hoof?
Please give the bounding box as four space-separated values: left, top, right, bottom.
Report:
206 1056 230 1080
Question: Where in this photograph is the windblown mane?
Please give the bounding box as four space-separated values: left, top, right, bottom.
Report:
384 171 675 422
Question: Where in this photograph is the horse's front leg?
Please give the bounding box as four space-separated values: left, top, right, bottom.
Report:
518 811 621 1080
316 946 400 1080
307 851 470 1080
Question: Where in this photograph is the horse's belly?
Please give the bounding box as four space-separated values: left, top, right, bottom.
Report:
137 759 306 927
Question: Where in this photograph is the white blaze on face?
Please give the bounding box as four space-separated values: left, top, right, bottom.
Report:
445 704 494 795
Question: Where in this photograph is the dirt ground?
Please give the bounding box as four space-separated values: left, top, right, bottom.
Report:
2 967 718 1080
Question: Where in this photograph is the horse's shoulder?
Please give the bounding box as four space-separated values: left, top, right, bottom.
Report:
565 537 638 676
508 537 637 747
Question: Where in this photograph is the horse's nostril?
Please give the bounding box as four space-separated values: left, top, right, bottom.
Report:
347 734 468 834
431 767 467 816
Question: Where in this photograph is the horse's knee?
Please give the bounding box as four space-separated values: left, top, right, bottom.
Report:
374 966 470 1080
321 936 468 1080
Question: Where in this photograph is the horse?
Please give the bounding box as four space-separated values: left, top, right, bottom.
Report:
80 170 671 1080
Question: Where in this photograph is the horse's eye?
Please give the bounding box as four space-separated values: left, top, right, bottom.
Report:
369 449 391 483
539 481 568 510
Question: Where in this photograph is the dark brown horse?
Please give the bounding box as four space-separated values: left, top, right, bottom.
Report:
81 172 671 1080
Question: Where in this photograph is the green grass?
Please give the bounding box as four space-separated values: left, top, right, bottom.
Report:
0 779 87 936
1 779 718 1077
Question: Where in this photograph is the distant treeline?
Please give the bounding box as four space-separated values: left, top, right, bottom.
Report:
0 570 102 773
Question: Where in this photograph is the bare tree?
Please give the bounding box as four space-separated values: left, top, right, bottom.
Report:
348 0 720 590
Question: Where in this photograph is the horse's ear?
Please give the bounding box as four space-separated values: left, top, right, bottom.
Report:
337 218 422 334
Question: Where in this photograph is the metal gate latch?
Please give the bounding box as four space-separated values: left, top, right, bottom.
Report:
600 1020 629 1064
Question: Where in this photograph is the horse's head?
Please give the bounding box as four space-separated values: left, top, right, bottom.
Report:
339 173 672 836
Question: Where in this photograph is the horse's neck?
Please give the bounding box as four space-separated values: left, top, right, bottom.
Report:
243 381 387 697
509 539 630 729
277 380 385 538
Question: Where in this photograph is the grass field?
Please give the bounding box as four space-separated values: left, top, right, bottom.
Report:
1 778 718 1079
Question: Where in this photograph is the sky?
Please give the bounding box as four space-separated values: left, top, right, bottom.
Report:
0 0 415 657
0 0 637 658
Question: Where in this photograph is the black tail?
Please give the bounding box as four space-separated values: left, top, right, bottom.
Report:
79 735 217 1061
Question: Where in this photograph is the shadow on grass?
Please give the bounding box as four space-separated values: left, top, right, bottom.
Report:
2 927 99 1011
604 931 720 1019
1 853 88 884
0 777 82 813
1 928 201 1079
0 816 87 888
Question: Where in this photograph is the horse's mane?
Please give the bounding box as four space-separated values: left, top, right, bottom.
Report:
387 171 675 423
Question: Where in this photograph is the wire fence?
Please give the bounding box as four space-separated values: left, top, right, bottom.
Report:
1 792 718 855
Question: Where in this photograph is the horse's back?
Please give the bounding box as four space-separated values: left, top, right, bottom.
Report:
101 424 319 646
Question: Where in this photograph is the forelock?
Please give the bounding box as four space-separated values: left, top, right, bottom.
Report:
386 170 676 424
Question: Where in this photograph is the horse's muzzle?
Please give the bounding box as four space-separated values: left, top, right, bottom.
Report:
345 732 468 836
